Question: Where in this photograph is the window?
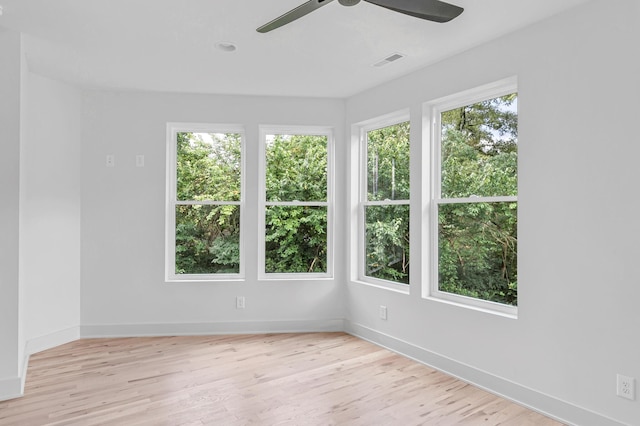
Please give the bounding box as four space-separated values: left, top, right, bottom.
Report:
431 79 518 313
259 127 333 278
359 118 410 287
166 124 244 281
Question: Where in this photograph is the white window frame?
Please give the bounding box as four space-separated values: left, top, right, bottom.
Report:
165 123 245 282
258 125 334 280
357 111 411 292
426 77 518 317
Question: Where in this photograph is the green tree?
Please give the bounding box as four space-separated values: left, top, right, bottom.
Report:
365 122 410 284
265 134 328 273
438 94 518 305
175 132 241 274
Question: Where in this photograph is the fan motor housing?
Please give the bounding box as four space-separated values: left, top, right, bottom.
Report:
338 0 361 6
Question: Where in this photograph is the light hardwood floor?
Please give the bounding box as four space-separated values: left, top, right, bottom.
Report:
0 333 563 425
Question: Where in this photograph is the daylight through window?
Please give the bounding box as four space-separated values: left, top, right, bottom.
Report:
433 90 518 308
261 129 332 277
361 121 410 286
167 125 244 280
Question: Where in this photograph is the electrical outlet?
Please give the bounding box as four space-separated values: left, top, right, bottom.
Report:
136 155 145 167
236 296 245 309
617 374 635 400
379 305 388 320
106 154 115 167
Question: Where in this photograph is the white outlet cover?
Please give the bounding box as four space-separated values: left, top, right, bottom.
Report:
236 296 245 309
379 305 388 320
617 374 635 401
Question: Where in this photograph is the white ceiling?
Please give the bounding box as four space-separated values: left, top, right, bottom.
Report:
0 0 590 98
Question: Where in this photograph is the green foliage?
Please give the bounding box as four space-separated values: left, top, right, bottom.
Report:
172 95 518 297
175 132 241 274
265 206 327 273
441 93 518 155
365 205 410 284
438 94 518 305
265 134 328 273
438 202 517 305
365 122 410 284
367 122 410 201
266 134 327 202
177 132 241 202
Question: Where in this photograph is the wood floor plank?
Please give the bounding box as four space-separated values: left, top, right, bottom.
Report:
0 333 563 425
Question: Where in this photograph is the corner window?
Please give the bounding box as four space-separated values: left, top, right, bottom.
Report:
431 79 518 313
360 118 410 287
166 124 244 281
259 127 333 279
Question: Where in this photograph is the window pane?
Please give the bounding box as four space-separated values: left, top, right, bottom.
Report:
265 134 327 202
364 204 410 284
441 94 517 198
177 132 241 202
175 205 240 274
265 206 327 273
438 202 517 305
367 122 410 201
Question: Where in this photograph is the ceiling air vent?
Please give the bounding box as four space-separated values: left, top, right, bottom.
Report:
373 53 406 68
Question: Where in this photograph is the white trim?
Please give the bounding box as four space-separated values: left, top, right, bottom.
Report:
174 200 241 206
258 125 334 280
356 112 411 290
350 278 410 295
358 108 411 133
80 319 345 338
362 199 411 206
426 76 518 114
1 322 630 425
345 321 626 426
0 376 22 402
425 292 517 319
436 195 518 205
425 77 519 316
24 326 80 356
264 201 329 207
0 326 81 402
165 123 246 282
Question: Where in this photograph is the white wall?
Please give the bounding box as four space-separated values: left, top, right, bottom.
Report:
0 28 24 398
4 0 639 423
80 92 346 334
345 0 639 425
22 73 81 350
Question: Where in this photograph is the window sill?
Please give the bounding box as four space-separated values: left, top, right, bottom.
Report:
350 279 410 295
165 277 245 284
424 294 518 319
259 274 334 282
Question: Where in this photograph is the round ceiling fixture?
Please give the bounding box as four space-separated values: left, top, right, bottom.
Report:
215 42 237 53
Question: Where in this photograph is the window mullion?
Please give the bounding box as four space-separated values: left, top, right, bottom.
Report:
265 201 328 207
175 200 242 206
436 195 517 205
363 200 410 206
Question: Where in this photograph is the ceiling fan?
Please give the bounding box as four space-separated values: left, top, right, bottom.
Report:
257 0 464 33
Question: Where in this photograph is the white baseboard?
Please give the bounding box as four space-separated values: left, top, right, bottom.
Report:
345 321 625 426
2 320 626 426
25 326 80 356
80 318 345 338
0 326 80 402
0 376 22 402
1 320 341 401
